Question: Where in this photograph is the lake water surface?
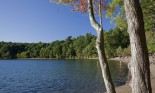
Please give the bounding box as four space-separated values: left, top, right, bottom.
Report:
0 59 128 93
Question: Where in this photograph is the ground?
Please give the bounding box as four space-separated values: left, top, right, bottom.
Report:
110 57 155 93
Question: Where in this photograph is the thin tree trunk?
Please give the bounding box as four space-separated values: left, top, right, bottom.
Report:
96 30 116 93
87 0 116 93
124 0 152 93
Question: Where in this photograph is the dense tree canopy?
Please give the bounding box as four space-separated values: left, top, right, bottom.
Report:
0 28 132 59
0 30 154 60
0 33 96 59
0 32 154 60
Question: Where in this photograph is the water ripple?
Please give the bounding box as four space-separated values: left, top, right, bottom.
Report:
0 59 127 93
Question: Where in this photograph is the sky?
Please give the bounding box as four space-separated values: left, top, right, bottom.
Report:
0 0 115 43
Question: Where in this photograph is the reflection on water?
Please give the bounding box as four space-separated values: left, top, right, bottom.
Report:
0 59 128 93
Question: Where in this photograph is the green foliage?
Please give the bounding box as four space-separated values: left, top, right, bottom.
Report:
106 0 127 30
111 14 127 30
0 31 153 59
106 0 155 32
17 52 28 58
0 33 96 59
116 45 131 57
116 46 123 57
146 32 155 53
141 0 155 32
104 28 130 58
106 0 124 18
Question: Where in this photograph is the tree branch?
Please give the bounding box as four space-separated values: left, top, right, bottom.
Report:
87 0 100 31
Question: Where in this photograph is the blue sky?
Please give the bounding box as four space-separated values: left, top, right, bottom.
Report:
0 0 115 43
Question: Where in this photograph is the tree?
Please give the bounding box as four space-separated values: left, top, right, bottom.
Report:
50 0 116 93
107 0 155 32
0 45 12 59
104 28 129 58
52 40 63 58
116 46 123 57
73 36 85 59
17 52 28 58
146 32 155 54
124 0 152 93
141 0 155 32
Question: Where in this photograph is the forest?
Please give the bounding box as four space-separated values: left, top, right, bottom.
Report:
0 0 154 60
0 28 154 59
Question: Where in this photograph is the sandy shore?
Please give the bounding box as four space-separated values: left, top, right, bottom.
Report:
110 57 155 93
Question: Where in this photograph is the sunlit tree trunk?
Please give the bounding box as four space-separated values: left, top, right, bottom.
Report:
124 0 152 93
87 0 116 93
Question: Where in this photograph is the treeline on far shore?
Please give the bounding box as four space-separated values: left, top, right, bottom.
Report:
0 28 155 59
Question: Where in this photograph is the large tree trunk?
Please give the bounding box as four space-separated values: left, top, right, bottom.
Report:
87 0 116 93
124 0 152 93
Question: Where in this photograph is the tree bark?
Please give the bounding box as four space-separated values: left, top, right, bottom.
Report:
96 30 116 93
87 0 116 93
124 0 152 93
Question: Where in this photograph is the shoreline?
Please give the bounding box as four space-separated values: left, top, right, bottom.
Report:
110 56 155 63
110 57 155 93
16 58 99 60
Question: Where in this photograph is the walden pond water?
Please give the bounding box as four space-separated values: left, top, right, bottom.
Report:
0 59 128 93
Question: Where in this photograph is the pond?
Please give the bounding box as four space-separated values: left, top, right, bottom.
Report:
0 59 128 93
